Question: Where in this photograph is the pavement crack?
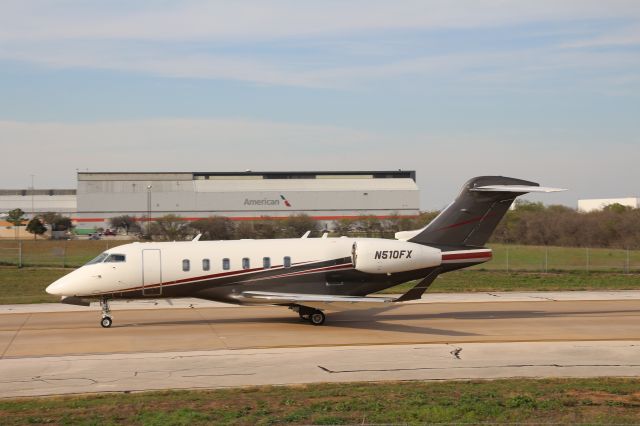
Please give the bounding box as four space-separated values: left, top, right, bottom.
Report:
1 313 31 359
181 373 256 378
193 309 230 349
1 376 101 385
529 295 556 301
317 363 640 374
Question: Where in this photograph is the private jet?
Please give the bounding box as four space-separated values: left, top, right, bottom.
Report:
46 176 564 327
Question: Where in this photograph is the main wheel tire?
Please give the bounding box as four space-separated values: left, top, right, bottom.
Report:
310 311 325 326
101 316 112 328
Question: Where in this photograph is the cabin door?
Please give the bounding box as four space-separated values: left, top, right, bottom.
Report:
142 249 162 296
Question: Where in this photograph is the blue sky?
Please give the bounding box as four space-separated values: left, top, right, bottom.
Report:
1 0 639 209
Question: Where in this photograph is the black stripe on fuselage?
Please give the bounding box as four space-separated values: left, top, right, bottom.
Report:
100 258 485 303
102 257 353 299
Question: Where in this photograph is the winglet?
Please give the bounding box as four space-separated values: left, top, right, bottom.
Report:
192 234 202 242
470 185 567 193
301 231 311 239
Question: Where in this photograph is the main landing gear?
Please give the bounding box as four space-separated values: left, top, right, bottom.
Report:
291 305 326 326
100 297 112 328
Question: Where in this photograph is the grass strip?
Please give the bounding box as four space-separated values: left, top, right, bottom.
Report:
0 267 639 304
1 378 639 425
380 270 640 294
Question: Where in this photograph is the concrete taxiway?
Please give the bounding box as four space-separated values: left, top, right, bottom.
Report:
1 292 639 398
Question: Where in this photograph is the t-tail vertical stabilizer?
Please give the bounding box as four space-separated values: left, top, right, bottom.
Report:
396 176 565 248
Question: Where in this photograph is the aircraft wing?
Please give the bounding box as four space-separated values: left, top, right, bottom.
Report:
236 291 395 311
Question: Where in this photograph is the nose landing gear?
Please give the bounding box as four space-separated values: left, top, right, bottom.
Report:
100 297 112 328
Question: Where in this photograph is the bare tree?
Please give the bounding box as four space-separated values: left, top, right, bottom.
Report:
235 222 255 239
356 215 383 238
253 220 278 239
149 215 191 241
332 218 355 236
191 216 236 240
109 215 140 235
279 214 319 238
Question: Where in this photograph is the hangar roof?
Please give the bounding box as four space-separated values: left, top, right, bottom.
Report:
78 171 416 182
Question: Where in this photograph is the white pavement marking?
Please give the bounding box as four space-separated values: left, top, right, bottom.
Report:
3 291 640 314
1 341 639 398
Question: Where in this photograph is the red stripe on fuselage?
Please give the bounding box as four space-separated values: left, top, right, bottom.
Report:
442 251 492 261
93 261 352 296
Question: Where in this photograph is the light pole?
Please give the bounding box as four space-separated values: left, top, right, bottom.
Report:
30 175 34 219
147 185 153 237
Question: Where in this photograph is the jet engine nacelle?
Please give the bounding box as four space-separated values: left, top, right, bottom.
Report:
352 239 441 274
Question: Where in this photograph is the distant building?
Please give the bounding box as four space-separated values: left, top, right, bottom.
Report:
1 171 420 236
0 189 76 218
74 171 420 231
578 197 639 212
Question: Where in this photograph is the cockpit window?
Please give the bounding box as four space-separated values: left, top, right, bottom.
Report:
104 254 126 263
85 253 109 265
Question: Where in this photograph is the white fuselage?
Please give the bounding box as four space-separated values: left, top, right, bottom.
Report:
46 237 491 301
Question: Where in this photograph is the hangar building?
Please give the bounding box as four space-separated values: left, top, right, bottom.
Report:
74 171 420 231
0 189 76 217
578 197 639 212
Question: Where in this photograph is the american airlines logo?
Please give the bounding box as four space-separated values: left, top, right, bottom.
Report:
374 250 413 260
243 195 292 207
280 195 292 207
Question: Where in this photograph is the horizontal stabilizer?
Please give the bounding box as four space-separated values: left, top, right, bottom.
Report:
470 185 566 193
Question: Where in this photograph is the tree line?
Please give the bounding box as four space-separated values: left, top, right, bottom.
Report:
113 201 640 249
113 212 440 242
4 208 74 240
6 202 640 249
492 201 640 249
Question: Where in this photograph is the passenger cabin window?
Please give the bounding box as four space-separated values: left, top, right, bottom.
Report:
283 256 291 268
202 259 210 271
242 257 250 270
222 258 230 270
182 259 190 272
104 254 126 263
263 257 271 269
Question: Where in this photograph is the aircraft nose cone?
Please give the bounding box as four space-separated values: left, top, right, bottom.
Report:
46 278 66 296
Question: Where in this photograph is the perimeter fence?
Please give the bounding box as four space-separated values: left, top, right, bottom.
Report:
1 240 640 273
0 240 129 268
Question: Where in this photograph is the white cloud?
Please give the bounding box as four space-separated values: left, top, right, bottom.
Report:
2 0 639 42
561 25 640 48
0 1 638 88
1 39 638 90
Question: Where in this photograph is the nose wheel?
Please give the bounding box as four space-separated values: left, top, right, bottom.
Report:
101 316 112 328
100 297 112 328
